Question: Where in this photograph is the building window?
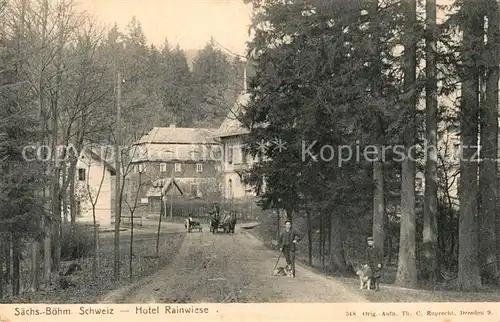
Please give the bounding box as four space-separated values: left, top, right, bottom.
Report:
191 183 198 196
164 150 175 160
160 163 167 172
138 164 146 173
78 168 86 181
196 163 203 173
189 151 200 161
175 163 181 172
228 179 233 199
228 146 233 164
241 146 247 164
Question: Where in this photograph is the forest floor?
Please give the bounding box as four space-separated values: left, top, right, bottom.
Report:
0 220 186 303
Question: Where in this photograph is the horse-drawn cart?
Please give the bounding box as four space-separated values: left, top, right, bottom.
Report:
185 216 202 233
209 210 236 234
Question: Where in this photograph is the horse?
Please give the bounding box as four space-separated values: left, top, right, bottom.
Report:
218 211 237 234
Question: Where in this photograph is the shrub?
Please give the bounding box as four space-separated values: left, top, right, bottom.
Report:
59 223 94 261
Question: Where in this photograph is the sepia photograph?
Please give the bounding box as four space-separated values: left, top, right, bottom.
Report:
0 0 499 308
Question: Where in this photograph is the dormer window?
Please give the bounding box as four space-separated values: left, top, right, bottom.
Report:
162 150 175 160
189 150 200 161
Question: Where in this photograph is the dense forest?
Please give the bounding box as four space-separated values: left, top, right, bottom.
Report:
241 0 500 291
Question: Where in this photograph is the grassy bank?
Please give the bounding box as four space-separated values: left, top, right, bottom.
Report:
0 231 185 303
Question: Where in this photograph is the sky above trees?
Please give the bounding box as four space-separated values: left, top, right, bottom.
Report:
76 0 252 54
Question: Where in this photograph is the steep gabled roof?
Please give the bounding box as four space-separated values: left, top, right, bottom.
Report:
135 126 219 145
88 149 116 174
145 178 184 197
216 92 251 138
78 146 116 175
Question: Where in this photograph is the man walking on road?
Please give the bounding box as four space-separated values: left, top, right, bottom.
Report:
279 220 301 277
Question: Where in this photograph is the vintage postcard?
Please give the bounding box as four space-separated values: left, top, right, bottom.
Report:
0 0 499 321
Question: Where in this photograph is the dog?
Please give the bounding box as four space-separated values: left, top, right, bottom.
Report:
273 264 293 277
356 264 376 290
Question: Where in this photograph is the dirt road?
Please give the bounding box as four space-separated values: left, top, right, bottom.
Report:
101 224 367 303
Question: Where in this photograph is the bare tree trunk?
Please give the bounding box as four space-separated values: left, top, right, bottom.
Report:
372 160 385 257
114 71 122 281
395 0 418 288
0 234 4 299
494 0 500 280
69 178 76 228
129 210 134 279
319 211 324 270
61 163 68 225
92 217 99 279
387 234 393 265
478 0 499 285
397 160 418 287
50 85 61 274
170 192 173 221
43 219 51 284
156 195 164 255
91 215 97 278
329 213 346 272
422 0 440 282
41 110 50 285
327 211 331 262
69 127 84 241
128 172 143 280
4 234 10 284
457 2 482 291
49 84 61 274
276 208 280 241
51 11 66 273
51 192 61 272
0 233 4 300
369 0 386 265
30 241 38 292
12 234 20 296
306 209 312 267
37 0 51 285
87 152 108 279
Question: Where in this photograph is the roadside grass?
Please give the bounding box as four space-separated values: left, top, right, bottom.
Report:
0 230 185 304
